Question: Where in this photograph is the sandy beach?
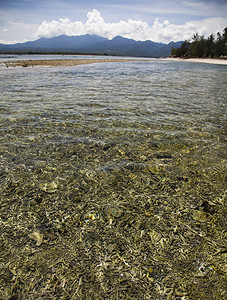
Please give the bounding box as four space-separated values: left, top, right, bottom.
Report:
1 58 143 68
1 57 227 68
163 57 227 65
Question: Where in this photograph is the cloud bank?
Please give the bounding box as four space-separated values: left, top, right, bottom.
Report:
35 9 226 43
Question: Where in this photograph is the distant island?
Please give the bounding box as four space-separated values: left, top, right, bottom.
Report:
171 27 227 59
0 34 182 58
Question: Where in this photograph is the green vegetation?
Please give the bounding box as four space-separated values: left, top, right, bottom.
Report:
0 50 111 56
171 27 227 58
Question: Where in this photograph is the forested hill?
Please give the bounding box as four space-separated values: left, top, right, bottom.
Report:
171 27 227 58
0 34 182 58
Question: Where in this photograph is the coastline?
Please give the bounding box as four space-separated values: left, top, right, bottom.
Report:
1 57 227 68
163 57 227 65
1 58 146 68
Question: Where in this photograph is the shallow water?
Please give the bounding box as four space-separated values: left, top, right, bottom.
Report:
0 58 226 299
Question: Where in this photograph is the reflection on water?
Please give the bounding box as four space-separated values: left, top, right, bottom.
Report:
0 59 226 299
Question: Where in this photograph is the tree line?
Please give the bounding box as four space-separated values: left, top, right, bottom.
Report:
171 27 227 58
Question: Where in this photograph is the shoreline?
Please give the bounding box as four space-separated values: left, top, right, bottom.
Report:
1 57 227 68
1 58 147 68
163 57 227 65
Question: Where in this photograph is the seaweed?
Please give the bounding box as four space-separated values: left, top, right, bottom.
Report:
0 126 226 299
0 61 226 299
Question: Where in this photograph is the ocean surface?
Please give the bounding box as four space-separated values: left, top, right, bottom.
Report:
0 55 226 299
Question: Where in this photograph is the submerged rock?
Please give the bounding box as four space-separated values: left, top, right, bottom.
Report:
29 231 44 246
192 210 209 222
40 181 58 193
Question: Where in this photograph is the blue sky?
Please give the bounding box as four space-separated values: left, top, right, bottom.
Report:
0 0 226 44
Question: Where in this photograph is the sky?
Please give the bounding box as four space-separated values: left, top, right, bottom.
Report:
0 0 226 44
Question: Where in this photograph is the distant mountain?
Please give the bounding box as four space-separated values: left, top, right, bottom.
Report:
0 34 183 57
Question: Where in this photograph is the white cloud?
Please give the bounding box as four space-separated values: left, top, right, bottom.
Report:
35 9 227 43
0 39 28 44
0 20 38 44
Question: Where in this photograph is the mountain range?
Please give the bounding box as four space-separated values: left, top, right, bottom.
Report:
0 34 183 57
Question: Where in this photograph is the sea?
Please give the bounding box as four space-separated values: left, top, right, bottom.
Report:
0 55 226 299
